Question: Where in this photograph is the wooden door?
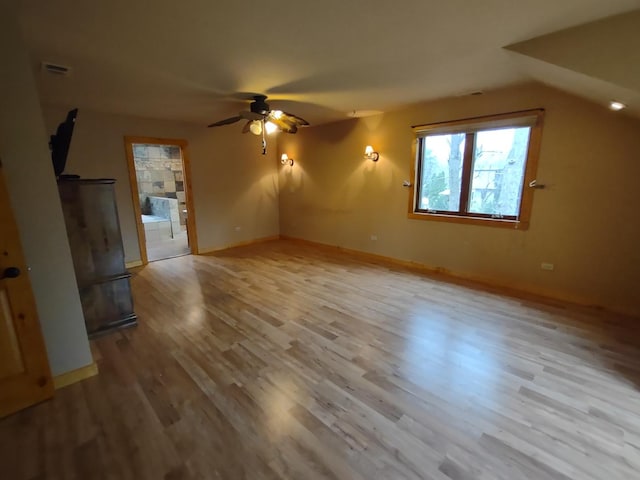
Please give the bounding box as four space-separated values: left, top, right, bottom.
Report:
0 159 53 418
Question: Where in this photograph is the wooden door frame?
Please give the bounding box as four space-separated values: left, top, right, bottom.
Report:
123 136 198 265
0 159 54 417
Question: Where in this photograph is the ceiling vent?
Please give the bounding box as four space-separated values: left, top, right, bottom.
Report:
41 62 72 76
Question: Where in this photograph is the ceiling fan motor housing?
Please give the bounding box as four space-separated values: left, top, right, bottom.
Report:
250 95 270 115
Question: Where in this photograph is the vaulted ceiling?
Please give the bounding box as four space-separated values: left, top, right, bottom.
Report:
506 9 640 117
18 0 640 125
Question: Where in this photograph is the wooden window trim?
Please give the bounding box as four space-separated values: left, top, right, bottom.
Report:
458 133 475 215
407 109 544 230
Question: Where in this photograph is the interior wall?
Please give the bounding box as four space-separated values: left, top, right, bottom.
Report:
42 107 280 263
278 83 640 317
0 4 92 376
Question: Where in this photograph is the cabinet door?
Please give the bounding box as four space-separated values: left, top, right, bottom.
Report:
58 181 126 284
78 182 126 278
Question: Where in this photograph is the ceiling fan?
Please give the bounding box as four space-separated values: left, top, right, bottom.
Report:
207 94 309 134
207 95 309 155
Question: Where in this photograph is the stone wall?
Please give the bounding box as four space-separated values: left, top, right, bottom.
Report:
133 144 186 225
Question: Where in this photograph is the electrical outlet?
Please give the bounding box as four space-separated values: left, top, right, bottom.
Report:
370 234 378 241
541 262 554 271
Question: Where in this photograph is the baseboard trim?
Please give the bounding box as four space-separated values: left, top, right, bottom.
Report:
279 235 637 318
125 260 144 269
53 362 99 390
199 235 280 255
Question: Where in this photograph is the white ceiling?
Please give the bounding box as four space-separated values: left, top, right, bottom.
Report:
18 0 640 126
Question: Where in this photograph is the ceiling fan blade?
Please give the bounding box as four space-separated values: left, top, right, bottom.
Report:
281 111 309 126
240 111 265 121
207 116 242 128
277 115 300 128
242 120 252 134
268 116 298 134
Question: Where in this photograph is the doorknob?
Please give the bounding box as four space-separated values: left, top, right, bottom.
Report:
2 267 20 279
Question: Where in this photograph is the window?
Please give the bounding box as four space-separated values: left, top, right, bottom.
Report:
409 109 544 229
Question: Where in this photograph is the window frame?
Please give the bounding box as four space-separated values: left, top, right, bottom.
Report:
408 109 544 230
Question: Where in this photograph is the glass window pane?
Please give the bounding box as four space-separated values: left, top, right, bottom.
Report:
418 133 465 212
468 127 530 217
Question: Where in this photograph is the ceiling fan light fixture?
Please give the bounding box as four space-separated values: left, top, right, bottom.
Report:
265 121 278 134
272 110 283 119
249 120 262 135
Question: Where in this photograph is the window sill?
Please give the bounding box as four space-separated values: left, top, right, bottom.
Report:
407 211 529 230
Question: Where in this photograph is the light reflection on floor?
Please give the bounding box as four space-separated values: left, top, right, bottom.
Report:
147 230 190 262
401 308 500 405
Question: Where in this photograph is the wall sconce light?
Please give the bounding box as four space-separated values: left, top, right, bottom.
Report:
280 153 294 166
364 145 379 162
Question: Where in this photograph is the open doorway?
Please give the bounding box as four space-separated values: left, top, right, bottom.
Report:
124 137 198 264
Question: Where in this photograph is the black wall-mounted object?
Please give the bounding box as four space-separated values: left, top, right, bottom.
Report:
49 108 78 177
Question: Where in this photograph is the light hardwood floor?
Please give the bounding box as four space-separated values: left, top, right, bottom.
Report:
2 239 640 479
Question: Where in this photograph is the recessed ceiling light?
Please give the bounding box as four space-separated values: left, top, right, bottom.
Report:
609 101 626 111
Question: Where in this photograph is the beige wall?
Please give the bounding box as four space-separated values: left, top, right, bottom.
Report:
0 4 92 376
42 107 280 263
278 83 640 317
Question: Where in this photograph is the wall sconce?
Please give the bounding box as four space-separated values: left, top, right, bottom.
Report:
364 145 379 162
280 153 294 166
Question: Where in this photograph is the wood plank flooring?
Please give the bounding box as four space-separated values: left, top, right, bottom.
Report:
2 239 640 479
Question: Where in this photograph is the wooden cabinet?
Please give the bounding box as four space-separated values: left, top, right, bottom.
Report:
58 178 137 337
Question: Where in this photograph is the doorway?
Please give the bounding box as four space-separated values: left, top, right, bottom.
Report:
124 137 198 264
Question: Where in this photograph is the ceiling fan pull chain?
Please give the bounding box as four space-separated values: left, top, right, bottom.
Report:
262 120 267 155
